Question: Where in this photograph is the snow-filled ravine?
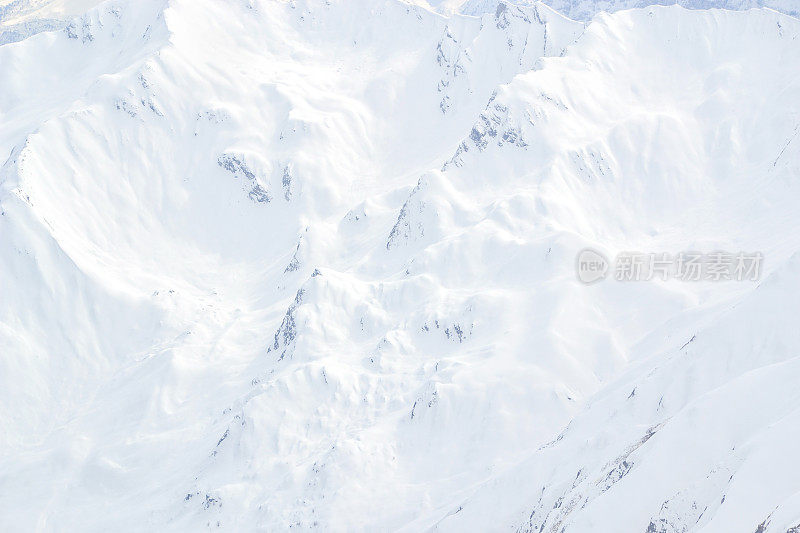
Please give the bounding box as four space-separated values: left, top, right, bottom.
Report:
2 0 800 531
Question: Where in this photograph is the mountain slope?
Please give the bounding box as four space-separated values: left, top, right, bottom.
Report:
412 8 800 530
455 0 800 19
1 0 800 531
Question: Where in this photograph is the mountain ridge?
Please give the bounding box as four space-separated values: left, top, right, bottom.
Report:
2 0 800 530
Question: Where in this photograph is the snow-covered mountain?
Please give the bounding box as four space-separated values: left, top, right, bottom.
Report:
454 0 800 19
2 0 800 531
4 0 800 43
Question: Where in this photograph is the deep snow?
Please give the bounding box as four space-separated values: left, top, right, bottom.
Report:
2 0 800 531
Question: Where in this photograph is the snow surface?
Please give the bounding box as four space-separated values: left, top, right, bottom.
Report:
3 0 800 43
1 0 800 531
454 0 800 19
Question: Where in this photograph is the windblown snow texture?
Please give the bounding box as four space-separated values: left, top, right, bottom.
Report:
2 0 800 531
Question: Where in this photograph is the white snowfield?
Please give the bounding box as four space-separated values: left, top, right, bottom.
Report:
2 0 799 43
1 0 800 531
